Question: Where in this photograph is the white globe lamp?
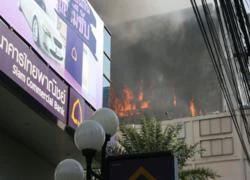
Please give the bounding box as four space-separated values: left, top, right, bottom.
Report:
74 120 105 151
54 159 84 180
74 120 105 180
91 108 119 137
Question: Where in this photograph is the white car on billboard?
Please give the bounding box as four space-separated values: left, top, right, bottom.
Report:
18 0 65 64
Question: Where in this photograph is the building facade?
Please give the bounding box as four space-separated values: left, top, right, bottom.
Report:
0 0 110 179
162 112 250 180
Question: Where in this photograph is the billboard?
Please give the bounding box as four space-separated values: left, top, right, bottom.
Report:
104 152 178 180
0 21 68 122
0 0 104 109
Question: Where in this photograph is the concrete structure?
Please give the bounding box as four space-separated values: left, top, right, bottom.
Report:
0 1 111 179
162 112 250 180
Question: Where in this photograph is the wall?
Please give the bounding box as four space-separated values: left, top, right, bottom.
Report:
162 112 250 180
0 130 55 180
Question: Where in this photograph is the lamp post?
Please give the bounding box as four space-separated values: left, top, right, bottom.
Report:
91 108 119 177
74 120 105 180
54 159 85 180
55 108 119 180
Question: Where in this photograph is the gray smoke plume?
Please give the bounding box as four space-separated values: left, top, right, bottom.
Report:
89 0 213 25
89 1 221 121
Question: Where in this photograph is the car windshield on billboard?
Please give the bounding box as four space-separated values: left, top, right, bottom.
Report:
0 0 104 109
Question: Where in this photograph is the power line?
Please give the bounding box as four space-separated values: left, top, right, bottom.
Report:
191 0 250 165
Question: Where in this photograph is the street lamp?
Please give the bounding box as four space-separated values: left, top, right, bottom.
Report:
74 120 105 180
91 108 119 176
55 108 119 180
54 159 85 180
91 108 119 137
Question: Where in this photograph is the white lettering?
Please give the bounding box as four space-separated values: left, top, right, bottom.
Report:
12 65 26 83
54 100 65 116
0 33 67 117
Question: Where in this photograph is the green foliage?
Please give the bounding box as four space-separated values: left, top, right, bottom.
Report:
109 117 220 180
179 168 220 180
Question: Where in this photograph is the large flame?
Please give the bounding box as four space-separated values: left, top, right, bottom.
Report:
189 99 197 117
122 85 136 112
110 81 151 118
138 80 144 101
141 101 150 109
173 95 177 107
138 91 143 101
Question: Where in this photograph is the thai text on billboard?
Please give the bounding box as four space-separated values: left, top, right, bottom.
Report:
0 21 68 122
0 0 104 109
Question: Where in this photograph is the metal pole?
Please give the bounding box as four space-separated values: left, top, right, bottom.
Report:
86 154 93 180
101 135 110 179
82 149 96 180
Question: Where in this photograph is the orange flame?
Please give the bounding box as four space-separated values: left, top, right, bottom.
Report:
110 82 151 118
138 80 144 101
123 84 134 101
138 91 143 101
190 99 197 117
173 96 177 107
141 101 150 109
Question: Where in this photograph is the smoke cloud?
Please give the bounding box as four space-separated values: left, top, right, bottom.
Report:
89 1 221 121
89 0 213 25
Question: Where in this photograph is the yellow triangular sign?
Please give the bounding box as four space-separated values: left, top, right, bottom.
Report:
129 166 156 180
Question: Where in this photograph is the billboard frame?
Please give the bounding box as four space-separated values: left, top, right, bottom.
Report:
104 151 178 180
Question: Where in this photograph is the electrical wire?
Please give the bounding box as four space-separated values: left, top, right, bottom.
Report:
191 0 250 164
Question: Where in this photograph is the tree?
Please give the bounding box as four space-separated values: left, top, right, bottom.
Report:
107 117 220 180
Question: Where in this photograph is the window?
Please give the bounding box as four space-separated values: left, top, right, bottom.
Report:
103 27 111 107
104 28 111 58
103 77 110 107
200 138 234 157
103 54 111 80
177 123 186 139
199 117 232 136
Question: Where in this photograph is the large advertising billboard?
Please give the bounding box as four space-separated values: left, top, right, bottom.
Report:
0 0 104 109
0 22 68 122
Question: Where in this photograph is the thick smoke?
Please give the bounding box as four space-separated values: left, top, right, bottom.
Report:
89 0 213 25
89 1 221 121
